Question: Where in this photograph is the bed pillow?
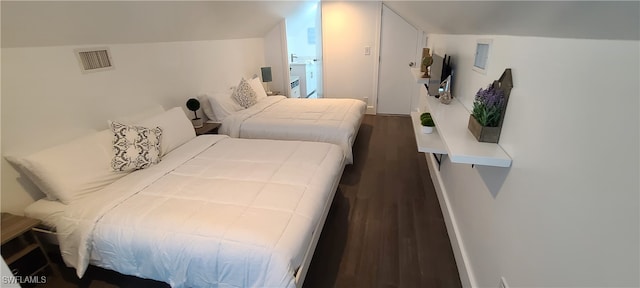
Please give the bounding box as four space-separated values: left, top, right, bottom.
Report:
138 107 196 156
109 121 162 172
232 78 258 108
198 95 216 122
248 76 268 101
113 104 165 124
207 90 244 122
17 130 130 204
24 198 68 228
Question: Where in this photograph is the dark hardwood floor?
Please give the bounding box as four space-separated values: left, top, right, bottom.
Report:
303 115 461 288
35 115 461 288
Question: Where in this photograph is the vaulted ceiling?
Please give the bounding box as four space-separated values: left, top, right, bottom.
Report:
1 1 309 47
1 1 638 48
384 1 639 41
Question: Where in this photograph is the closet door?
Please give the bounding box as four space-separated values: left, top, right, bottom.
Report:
376 4 419 115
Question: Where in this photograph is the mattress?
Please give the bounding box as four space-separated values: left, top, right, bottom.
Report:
56 135 345 288
219 96 366 164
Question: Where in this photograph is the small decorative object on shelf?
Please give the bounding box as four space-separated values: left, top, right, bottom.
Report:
421 48 433 78
468 69 513 143
439 91 452 104
438 74 452 103
420 112 435 134
186 98 203 128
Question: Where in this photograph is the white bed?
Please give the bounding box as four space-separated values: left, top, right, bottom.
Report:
218 96 366 164
15 106 345 288
53 135 344 287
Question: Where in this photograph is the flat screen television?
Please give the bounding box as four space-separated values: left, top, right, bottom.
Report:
426 53 454 96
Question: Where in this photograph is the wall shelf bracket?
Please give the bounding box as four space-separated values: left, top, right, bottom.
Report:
432 153 443 170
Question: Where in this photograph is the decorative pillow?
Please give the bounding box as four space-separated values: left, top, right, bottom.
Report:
207 91 244 122
110 121 162 172
14 129 131 204
138 107 196 156
232 78 258 108
248 76 268 101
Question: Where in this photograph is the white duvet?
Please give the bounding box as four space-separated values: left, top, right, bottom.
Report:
57 135 344 287
219 96 366 164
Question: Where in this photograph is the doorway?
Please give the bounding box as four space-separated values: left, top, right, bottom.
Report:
286 1 323 99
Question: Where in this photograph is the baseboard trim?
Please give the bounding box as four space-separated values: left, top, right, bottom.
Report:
425 154 477 288
366 106 376 115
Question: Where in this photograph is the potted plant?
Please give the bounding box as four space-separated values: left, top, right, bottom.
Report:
468 84 504 142
420 112 435 134
467 69 513 143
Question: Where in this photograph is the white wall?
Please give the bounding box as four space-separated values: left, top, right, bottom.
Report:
425 34 639 287
321 1 380 112
264 21 289 96
1 38 265 214
1 1 308 48
0 5 19 285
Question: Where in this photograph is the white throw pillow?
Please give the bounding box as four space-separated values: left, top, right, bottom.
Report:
17 130 130 204
109 121 162 172
207 90 244 122
248 76 268 101
232 78 258 108
139 107 196 156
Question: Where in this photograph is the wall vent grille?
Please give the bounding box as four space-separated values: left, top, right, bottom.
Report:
75 47 114 72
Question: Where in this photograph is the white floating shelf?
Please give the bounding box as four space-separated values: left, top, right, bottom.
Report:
422 86 512 167
410 68 429 84
410 111 447 154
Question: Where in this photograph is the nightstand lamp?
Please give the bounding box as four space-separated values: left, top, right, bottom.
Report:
186 98 203 128
261 67 273 96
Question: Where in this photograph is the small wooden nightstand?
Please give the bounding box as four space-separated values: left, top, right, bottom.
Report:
1 213 50 278
195 122 220 136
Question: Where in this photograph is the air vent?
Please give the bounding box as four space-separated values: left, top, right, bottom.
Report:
75 47 114 73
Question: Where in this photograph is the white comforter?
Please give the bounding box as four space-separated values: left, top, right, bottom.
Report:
57 135 344 288
219 96 366 164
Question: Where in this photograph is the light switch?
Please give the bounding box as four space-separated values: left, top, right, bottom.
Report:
364 46 371 55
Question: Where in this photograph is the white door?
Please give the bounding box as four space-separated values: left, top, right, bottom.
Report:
377 4 419 115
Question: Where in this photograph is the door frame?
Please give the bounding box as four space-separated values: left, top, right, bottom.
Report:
279 20 291 97
368 2 382 115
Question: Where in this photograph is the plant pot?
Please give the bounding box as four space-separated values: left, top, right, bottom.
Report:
191 118 203 128
421 126 434 134
467 115 501 143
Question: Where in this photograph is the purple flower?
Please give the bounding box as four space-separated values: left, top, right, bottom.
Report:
475 85 504 109
472 84 505 127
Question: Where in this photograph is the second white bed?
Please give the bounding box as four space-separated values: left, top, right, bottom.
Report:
219 96 366 164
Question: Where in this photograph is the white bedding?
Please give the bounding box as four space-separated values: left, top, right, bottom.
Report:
24 199 67 229
219 96 366 164
57 135 345 288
